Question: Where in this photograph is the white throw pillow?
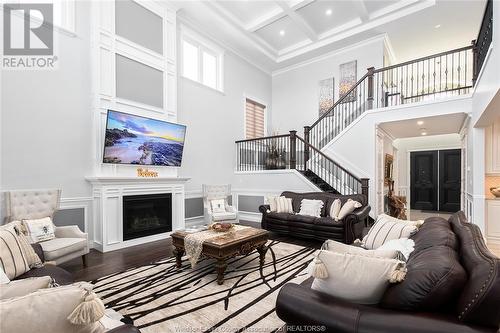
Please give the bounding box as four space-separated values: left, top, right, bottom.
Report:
275 196 293 213
298 199 323 218
0 267 10 284
22 217 56 243
266 196 279 212
322 239 398 259
362 215 418 250
377 238 415 261
210 199 226 214
0 276 52 300
336 199 362 221
329 199 342 219
310 251 404 304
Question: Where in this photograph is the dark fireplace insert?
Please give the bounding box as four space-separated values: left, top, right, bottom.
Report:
123 193 172 241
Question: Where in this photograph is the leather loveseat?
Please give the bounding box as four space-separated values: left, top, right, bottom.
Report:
259 191 370 244
275 212 500 333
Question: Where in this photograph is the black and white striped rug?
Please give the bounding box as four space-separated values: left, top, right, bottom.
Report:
92 241 315 333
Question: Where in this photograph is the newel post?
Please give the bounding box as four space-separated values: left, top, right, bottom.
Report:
289 130 297 170
367 67 375 110
471 39 478 85
361 178 369 201
304 126 311 165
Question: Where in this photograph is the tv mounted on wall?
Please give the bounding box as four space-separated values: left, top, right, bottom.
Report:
103 110 186 167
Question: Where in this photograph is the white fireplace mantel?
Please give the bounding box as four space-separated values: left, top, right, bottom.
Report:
86 176 190 252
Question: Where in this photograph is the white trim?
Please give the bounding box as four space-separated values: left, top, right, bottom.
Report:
383 34 397 64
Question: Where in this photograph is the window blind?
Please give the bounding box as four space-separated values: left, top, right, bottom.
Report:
245 98 265 139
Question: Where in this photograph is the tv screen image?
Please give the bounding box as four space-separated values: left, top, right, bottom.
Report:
103 110 186 166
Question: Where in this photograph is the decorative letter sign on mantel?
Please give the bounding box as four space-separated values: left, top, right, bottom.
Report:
137 168 159 178
86 176 189 252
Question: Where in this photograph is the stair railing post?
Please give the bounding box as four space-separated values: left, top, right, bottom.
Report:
289 130 297 170
471 39 478 86
367 67 375 110
361 178 369 201
304 126 311 168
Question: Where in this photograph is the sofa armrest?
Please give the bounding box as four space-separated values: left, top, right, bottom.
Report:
107 325 141 333
343 205 371 244
226 205 237 214
54 225 87 239
259 205 270 215
31 243 45 262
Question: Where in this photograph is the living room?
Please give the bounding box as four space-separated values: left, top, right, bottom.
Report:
1 0 499 332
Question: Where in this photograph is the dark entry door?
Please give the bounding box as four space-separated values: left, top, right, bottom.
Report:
410 151 438 210
439 149 461 212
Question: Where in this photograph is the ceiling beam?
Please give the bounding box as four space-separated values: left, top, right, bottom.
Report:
275 1 318 42
246 8 286 32
352 0 370 22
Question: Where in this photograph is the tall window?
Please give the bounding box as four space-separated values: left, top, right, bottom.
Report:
245 98 266 139
181 29 224 92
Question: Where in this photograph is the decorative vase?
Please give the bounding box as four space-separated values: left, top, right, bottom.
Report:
490 187 500 198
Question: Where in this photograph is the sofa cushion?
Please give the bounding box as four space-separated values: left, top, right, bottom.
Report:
211 211 237 222
380 245 467 311
313 217 343 226
16 264 73 285
266 212 316 224
40 238 88 261
411 217 458 254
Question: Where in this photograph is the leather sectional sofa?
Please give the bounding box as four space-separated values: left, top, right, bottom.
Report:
12 243 140 333
259 191 370 244
276 212 500 333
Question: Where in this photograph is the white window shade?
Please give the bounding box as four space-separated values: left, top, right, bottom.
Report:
182 40 199 82
202 51 217 89
245 99 266 139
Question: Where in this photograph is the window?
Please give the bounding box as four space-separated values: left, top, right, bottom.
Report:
245 98 266 139
181 29 224 92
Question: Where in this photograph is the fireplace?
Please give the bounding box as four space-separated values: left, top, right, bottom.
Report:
123 193 172 241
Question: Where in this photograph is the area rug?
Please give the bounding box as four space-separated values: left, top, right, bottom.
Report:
92 241 316 333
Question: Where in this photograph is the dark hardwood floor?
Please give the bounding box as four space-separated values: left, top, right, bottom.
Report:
60 221 320 282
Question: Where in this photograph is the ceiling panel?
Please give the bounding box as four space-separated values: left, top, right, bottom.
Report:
255 16 310 50
216 0 282 26
296 0 360 35
364 0 401 15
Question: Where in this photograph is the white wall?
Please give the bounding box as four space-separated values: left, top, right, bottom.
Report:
271 36 385 134
1 1 92 199
177 36 272 193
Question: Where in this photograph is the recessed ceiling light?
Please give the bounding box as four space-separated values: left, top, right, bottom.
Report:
279 30 285 36
420 128 428 136
435 24 441 29
325 9 332 16
417 120 424 126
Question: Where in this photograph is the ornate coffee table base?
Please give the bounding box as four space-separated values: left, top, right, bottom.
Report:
171 228 269 285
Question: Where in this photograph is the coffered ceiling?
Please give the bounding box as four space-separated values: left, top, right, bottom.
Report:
173 0 486 73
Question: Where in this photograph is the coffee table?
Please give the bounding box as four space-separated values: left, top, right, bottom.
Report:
171 226 269 285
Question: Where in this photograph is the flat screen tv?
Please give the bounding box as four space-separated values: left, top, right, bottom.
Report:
103 110 186 167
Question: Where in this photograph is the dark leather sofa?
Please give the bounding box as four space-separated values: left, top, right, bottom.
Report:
259 191 370 244
275 212 500 333
13 243 140 333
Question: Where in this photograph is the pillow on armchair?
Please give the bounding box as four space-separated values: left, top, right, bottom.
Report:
22 217 56 243
210 199 226 214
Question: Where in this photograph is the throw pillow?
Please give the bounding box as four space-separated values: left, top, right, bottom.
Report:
378 214 424 228
376 238 415 261
0 229 30 279
336 199 362 221
322 239 399 259
310 251 405 304
210 199 226 214
362 215 418 250
0 276 52 300
275 196 293 213
266 196 279 212
0 283 106 333
329 199 342 219
13 226 43 268
0 267 9 284
298 199 324 218
22 217 56 243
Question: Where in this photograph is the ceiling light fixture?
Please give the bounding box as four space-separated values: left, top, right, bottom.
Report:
435 24 441 29
420 128 428 136
417 120 424 126
279 30 285 36
325 9 332 16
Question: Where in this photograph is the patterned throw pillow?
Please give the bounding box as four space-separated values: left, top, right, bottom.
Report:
0 229 30 279
13 226 43 268
275 196 293 213
22 217 56 243
362 215 418 250
329 199 342 219
298 199 324 217
210 199 226 214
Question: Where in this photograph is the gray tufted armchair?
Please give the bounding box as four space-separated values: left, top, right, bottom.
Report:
4 189 89 266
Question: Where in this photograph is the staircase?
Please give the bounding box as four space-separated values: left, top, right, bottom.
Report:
234 1 492 200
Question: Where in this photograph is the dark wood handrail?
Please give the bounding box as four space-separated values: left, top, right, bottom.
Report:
296 135 361 182
235 134 290 144
374 45 474 73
